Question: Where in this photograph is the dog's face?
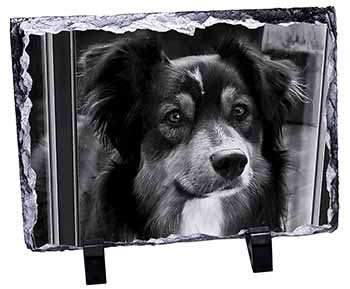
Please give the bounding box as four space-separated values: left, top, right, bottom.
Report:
81 35 302 237
139 55 264 200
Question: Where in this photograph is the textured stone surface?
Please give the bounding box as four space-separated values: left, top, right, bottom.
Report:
10 6 338 251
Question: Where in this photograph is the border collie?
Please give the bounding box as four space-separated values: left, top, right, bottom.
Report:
75 34 303 242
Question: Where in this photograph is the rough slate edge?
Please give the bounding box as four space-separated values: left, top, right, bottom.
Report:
9 6 338 252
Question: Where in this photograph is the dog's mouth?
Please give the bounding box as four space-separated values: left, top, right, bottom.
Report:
174 179 243 199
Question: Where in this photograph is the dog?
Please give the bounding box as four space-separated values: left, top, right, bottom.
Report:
75 33 305 243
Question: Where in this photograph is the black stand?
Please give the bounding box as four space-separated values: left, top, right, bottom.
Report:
82 228 272 284
83 240 107 285
245 226 273 273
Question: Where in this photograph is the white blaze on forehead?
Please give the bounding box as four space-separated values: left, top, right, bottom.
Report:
187 67 204 94
180 196 224 236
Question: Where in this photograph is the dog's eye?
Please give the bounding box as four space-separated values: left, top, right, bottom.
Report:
232 104 247 118
165 110 183 125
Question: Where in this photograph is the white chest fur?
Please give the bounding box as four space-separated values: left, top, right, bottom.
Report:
179 197 224 236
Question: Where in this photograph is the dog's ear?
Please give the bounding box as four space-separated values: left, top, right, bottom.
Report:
216 39 307 150
79 34 167 161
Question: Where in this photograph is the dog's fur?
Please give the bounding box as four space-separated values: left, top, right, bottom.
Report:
73 34 305 243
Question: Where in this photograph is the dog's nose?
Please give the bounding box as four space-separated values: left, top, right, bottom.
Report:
210 150 248 180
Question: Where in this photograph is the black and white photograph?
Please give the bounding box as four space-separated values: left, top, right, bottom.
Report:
4 2 348 288
23 15 333 248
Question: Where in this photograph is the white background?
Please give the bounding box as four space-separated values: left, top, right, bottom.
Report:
0 0 349 288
